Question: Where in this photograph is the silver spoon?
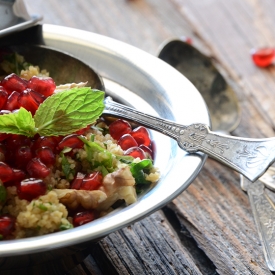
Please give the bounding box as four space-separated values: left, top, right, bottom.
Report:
157 38 275 271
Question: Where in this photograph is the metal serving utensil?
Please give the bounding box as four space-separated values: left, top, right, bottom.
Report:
157 38 275 270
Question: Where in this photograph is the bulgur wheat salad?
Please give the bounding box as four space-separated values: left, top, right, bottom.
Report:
0 53 160 239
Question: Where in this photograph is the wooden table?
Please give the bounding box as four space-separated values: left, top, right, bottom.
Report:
11 0 275 274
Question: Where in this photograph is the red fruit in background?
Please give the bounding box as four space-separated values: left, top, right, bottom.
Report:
0 87 8 109
1 73 27 94
0 215 15 237
250 47 275 67
73 210 96 227
130 126 151 146
80 171 103 190
71 172 85 189
17 178 47 201
36 147 56 166
57 134 84 151
109 119 132 140
3 91 20 111
17 89 40 115
0 162 14 182
118 134 138 150
26 158 50 178
124 146 146 160
27 76 56 97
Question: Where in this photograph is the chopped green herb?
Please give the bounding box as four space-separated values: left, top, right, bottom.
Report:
0 185 7 203
61 153 75 180
60 223 73 231
37 204 48 211
130 159 153 185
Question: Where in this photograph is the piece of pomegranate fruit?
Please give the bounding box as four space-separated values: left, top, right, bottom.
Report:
36 147 56 166
118 134 138 150
57 134 84 151
0 215 15 238
250 47 275 67
17 178 47 201
4 91 20 111
80 171 103 190
17 89 40 115
27 76 56 97
15 146 33 169
0 87 8 109
26 158 50 178
130 126 151 146
124 147 146 160
109 119 132 140
73 210 96 227
1 73 27 94
71 172 85 189
0 162 14 182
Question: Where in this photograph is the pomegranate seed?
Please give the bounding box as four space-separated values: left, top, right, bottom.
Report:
26 158 50 178
3 91 20 111
73 210 96 227
31 136 59 153
28 89 46 104
80 171 103 190
0 215 15 237
130 126 151 146
57 134 84 151
15 146 33 169
75 125 91 135
71 172 85 189
17 89 40 115
0 110 11 115
4 169 26 187
0 162 14 182
109 119 132 140
118 134 138 150
124 147 146 160
5 135 31 151
0 87 8 109
139 144 153 159
36 147 56 166
1 73 27 94
18 178 47 201
250 47 275 67
27 76 56 97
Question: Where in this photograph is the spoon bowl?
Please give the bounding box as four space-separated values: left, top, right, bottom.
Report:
158 39 241 133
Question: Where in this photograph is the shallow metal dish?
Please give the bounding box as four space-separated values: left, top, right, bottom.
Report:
0 24 210 269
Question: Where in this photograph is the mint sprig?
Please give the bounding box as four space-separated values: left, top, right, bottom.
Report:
0 87 105 137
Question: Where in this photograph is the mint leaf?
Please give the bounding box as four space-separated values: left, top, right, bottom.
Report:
34 87 105 136
0 108 36 137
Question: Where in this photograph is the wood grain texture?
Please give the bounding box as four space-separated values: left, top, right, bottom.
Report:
10 0 275 274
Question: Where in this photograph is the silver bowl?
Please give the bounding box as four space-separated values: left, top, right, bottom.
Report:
0 24 210 271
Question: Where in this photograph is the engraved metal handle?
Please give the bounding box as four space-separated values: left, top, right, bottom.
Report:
103 97 275 182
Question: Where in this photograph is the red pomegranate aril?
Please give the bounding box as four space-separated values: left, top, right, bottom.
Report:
0 215 15 237
80 171 103 190
58 134 84 151
28 89 46 104
118 134 138 150
139 144 153 159
124 146 146 160
0 110 11 115
1 73 27 94
6 135 31 151
4 169 26 187
15 146 33 169
36 147 56 166
73 210 96 227
0 88 8 109
17 89 40 115
26 158 50 178
27 76 56 97
71 172 85 189
0 162 14 182
130 126 151 146
109 119 132 140
0 133 10 142
4 91 20 111
18 178 47 201
250 47 275 67
31 136 59 153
